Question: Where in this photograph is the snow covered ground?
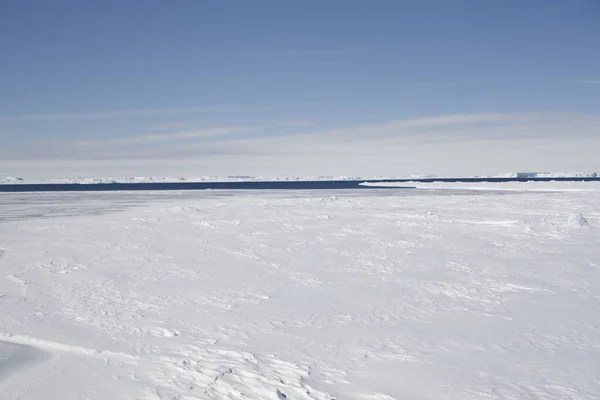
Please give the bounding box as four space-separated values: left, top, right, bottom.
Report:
1 185 599 399
361 181 600 192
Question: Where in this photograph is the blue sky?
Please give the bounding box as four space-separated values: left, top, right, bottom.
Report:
1 0 599 178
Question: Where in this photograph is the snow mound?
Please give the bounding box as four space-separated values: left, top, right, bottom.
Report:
138 349 333 400
567 213 589 227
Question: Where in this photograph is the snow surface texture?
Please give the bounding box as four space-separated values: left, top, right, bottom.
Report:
1 185 599 399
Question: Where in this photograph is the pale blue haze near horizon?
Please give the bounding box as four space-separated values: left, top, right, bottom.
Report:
1 0 599 178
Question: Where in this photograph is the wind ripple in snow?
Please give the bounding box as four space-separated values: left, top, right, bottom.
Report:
141 349 332 400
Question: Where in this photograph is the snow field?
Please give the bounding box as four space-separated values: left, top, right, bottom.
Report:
361 181 600 192
0 187 599 399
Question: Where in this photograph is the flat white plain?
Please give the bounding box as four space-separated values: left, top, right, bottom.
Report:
0 184 599 399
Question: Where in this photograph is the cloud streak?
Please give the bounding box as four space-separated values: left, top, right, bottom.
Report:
63 112 600 160
0 106 232 122
274 120 315 127
576 79 600 85
0 101 335 122
77 126 256 147
256 48 359 57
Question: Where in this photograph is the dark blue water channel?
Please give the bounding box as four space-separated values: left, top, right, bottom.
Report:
1 177 599 193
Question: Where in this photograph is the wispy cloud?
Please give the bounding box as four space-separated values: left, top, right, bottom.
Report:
149 121 207 132
256 48 360 57
286 112 600 142
576 79 600 85
4 112 600 179
0 106 227 122
274 120 315 127
79 112 599 161
416 81 460 88
0 102 335 122
77 126 256 147
396 113 511 127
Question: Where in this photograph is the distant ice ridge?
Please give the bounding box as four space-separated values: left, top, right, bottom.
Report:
2 176 24 183
495 172 598 178
0 175 400 185
2 172 598 185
